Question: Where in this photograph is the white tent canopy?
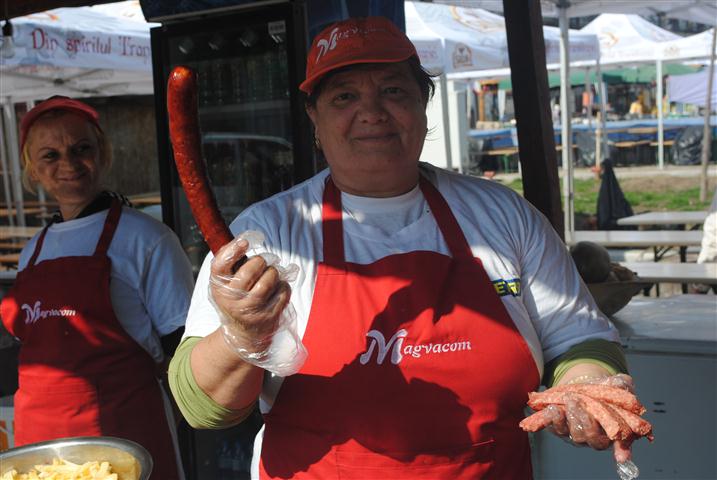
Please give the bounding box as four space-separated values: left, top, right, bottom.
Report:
0 1 157 102
0 1 157 227
661 27 717 61
539 0 717 25
439 0 717 27
576 14 715 65
406 1 600 75
578 14 679 66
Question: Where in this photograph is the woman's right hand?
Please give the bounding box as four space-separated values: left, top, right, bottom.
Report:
209 236 292 357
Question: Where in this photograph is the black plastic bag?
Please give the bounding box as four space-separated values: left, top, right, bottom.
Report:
597 159 635 230
671 126 703 165
575 130 596 167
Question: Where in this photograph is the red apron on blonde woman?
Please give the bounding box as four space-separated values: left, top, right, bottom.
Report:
1 96 193 479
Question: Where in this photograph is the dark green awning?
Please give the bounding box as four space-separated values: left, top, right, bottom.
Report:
496 64 703 90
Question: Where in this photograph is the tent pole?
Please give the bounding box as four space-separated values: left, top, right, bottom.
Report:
439 74 454 172
657 59 665 170
0 102 16 227
699 27 716 203
25 100 48 226
596 56 608 169
584 67 592 127
595 55 607 171
559 5 574 237
2 101 25 227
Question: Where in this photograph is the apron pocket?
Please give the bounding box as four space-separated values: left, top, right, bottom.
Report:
15 377 101 444
334 439 495 479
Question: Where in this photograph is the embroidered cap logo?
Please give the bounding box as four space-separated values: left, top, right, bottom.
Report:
315 27 339 63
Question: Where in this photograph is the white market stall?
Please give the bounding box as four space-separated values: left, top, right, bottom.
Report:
0 1 157 226
579 16 716 172
668 69 717 110
404 1 599 174
434 0 716 236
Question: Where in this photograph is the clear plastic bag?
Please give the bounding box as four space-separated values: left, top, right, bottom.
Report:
209 231 307 376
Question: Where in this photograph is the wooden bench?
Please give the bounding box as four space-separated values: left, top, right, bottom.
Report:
0 253 20 269
0 242 26 251
613 140 652 148
0 226 41 241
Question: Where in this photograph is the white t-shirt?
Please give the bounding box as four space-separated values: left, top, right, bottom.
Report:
185 163 619 406
19 207 194 362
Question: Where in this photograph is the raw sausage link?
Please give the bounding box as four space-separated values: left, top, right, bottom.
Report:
523 389 652 441
552 383 646 415
167 66 233 254
529 384 645 415
518 405 565 432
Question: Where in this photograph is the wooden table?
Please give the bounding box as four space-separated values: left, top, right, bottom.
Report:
0 201 57 208
617 211 709 227
613 140 651 148
0 253 20 269
567 230 703 248
621 261 717 285
0 207 45 218
0 226 41 240
129 194 161 206
567 230 704 272
483 147 519 156
0 242 26 251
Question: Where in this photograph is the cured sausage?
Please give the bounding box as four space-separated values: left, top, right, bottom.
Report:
167 65 233 254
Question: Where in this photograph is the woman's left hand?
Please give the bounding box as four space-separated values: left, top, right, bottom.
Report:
519 374 653 463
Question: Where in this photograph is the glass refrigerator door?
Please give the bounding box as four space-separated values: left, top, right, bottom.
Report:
152 4 312 271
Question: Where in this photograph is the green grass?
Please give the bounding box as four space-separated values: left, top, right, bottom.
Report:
505 178 715 217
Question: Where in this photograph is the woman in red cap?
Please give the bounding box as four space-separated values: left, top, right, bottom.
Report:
0 96 192 479
170 17 645 479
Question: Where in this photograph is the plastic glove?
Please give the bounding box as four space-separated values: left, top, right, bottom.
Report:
209 230 307 377
525 374 645 456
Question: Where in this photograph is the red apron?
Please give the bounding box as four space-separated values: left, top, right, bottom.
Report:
259 177 540 479
0 201 179 479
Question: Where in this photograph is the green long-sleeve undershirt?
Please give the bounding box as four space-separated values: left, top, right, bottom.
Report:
168 336 627 429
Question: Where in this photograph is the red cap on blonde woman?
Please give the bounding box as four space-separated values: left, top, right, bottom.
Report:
299 16 418 95
19 96 101 151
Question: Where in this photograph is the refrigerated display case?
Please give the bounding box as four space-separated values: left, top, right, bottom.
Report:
150 4 313 478
150 2 315 273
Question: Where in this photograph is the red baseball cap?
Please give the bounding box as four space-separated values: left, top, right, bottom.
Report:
299 16 418 95
19 96 101 152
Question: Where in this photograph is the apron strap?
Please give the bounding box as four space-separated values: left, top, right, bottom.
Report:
419 176 474 260
321 177 346 266
94 199 122 256
27 225 51 267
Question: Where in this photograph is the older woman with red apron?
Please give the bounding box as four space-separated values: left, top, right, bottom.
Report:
1 97 193 479
169 17 636 479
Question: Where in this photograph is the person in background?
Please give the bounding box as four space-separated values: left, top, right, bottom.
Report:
169 17 642 479
628 94 645 117
551 98 561 124
0 96 193 479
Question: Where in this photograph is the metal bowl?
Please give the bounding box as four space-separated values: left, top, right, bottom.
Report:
0 436 152 480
